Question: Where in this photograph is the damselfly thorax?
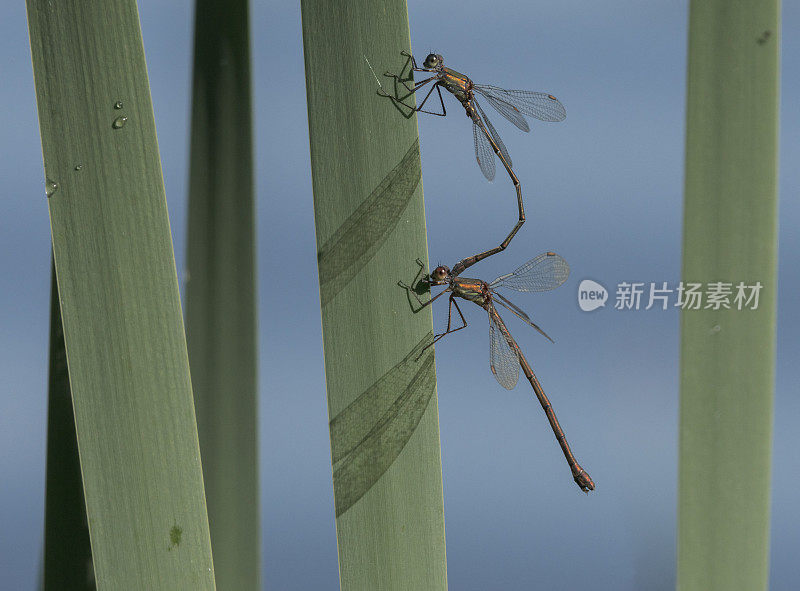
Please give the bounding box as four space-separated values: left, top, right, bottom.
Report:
450 277 492 308
440 67 475 109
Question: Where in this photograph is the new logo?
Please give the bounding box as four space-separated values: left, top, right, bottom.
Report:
578 279 608 312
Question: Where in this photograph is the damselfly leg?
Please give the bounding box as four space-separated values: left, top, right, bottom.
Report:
418 295 468 357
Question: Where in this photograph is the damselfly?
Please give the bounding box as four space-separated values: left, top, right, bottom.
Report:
400 252 594 492
383 51 567 269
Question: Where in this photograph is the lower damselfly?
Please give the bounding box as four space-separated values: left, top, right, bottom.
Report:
400 252 594 492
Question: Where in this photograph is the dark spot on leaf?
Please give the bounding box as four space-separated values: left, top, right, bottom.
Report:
168 524 182 550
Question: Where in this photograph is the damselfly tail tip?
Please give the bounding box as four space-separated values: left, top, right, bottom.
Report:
574 470 595 493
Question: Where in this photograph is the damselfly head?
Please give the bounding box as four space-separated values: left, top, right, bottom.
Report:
423 53 443 69
429 265 451 284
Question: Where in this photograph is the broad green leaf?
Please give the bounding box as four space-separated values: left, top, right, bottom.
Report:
678 2 779 590
301 0 448 588
27 0 216 587
186 0 259 588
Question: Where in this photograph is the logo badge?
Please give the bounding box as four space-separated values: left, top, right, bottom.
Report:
578 279 608 312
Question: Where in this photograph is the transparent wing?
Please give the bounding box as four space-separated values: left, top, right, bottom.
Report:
489 307 520 390
493 292 531 323
489 251 570 292
474 87 530 132
472 117 496 181
474 84 566 122
473 98 513 168
493 292 554 343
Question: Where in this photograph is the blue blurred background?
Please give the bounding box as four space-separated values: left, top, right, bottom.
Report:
2 1 798 589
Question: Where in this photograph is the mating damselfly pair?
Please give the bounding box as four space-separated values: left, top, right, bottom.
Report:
383 51 593 492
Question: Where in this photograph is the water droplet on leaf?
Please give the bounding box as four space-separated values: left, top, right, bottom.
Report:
114 101 124 109
45 178 59 197
112 116 128 129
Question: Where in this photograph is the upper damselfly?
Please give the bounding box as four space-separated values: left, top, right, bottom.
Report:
382 51 567 269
